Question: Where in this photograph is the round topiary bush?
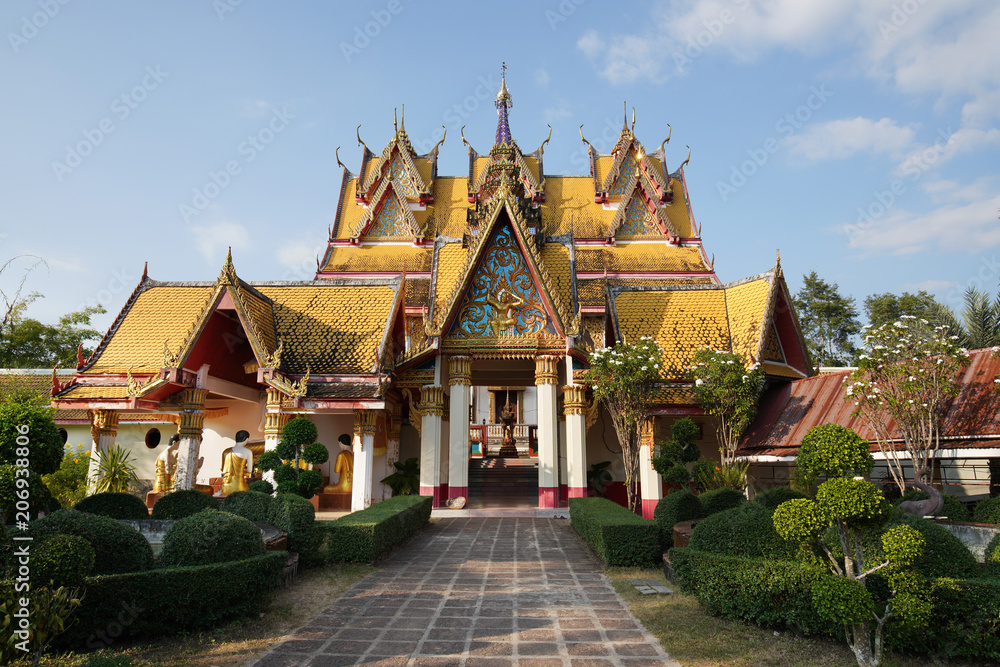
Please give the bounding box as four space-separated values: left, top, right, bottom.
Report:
31 534 95 587
150 489 219 520
986 533 1000 565
752 486 809 511
159 509 265 567
220 490 276 523
891 513 979 579
689 502 799 560
699 488 746 516
248 479 274 495
27 509 154 574
271 493 318 563
0 464 60 523
973 495 1000 524
796 423 873 487
654 490 703 549
75 492 149 520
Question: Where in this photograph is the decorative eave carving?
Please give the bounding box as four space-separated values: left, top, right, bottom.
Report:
351 179 422 240
607 174 677 238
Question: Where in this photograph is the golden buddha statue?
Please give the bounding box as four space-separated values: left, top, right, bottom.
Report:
323 433 354 494
221 430 253 496
153 436 180 493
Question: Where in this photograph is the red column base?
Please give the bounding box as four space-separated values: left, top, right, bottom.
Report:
538 486 558 509
420 485 444 507
439 483 449 504
568 486 588 499
641 498 659 520
449 485 468 500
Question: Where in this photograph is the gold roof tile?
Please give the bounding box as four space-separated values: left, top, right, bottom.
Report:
663 177 697 238
470 157 490 192
322 244 432 274
333 178 363 240
576 245 710 274
404 278 429 307
430 177 469 238
577 277 715 306
541 177 607 237
432 243 468 322
540 243 572 314
594 156 614 189
725 277 773 363
59 385 130 399
521 156 541 187
239 288 277 355
88 286 213 374
413 157 433 189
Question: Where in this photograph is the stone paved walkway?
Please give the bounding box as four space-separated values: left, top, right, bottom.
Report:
248 517 678 667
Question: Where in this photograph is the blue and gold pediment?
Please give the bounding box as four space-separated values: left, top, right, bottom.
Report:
449 224 549 338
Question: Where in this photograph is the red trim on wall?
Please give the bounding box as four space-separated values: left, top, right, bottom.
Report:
538 487 558 509
449 485 468 501
568 486 588 499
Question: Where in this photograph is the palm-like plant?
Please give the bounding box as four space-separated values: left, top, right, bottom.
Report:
381 457 420 496
92 444 139 493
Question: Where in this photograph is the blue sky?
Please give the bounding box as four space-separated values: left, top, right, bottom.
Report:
1 1 997 337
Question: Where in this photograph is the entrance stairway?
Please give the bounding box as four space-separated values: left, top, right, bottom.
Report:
468 457 538 508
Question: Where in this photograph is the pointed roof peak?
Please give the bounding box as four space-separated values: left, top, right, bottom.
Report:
494 62 513 146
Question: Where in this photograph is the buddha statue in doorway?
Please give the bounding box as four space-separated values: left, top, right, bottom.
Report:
221 430 253 495
153 435 181 493
323 433 354 494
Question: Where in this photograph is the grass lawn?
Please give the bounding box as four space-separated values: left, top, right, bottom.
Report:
31 562 374 667
606 567 973 667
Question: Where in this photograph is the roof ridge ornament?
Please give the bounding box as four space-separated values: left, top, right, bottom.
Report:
494 62 513 146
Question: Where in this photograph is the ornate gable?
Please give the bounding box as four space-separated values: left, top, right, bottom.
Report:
352 179 421 240
609 177 676 238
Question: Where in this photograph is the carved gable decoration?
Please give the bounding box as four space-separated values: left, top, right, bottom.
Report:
617 193 660 237
762 322 785 363
449 223 549 338
364 191 411 240
606 150 639 197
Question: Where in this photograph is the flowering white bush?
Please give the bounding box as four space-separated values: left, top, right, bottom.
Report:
689 348 764 469
846 316 969 491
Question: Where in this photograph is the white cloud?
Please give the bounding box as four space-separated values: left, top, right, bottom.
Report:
543 99 573 126
192 221 249 263
846 193 1000 255
276 234 327 281
786 117 915 162
534 69 550 87
894 127 1000 178
905 279 958 293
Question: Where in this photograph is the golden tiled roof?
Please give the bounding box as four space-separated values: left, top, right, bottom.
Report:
577 277 715 306
88 286 213 374
541 177 608 238
430 177 469 238
322 244 432 274
239 287 277 355
594 156 615 190
432 243 468 322
540 243 572 313
576 244 710 274
652 386 698 405
333 178 362 240
522 156 541 186
614 289 730 376
59 385 130 399
404 278 429 307
414 156 433 188
725 278 773 363
663 177 696 238
257 284 398 374
470 157 489 192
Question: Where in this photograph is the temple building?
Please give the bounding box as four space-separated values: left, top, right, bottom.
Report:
51 71 812 518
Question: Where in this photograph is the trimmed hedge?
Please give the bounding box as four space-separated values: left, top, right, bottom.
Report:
150 489 219 519
698 488 745 516
974 495 1000 524
689 503 798 560
160 510 265 567
58 551 286 647
751 487 808 511
75 492 149 520
270 493 320 566
26 509 153 575
31 534 94 588
220 490 277 523
323 495 431 563
654 491 704 549
669 547 836 637
987 533 1000 565
569 497 659 566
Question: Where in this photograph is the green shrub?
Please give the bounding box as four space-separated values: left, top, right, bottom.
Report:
690 503 799 560
269 493 319 565
987 533 1000 565
752 486 808 511
150 489 219 519
669 547 836 636
160 510 265 567
32 534 95 588
248 479 274 495
653 491 704 549
0 523 11 575
0 398 64 475
75 492 149 520
41 445 90 508
974 495 1000 524
220 490 276 522
27 509 153 574
796 423 872 487
569 498 659 566
57 552 285 646
324 495 431 563
0 463 60 523
699 488 745 516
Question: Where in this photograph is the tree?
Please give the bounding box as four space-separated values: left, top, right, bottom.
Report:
258 417 330 498
794 272 860 366
0 305 105 369
959 287 1000 349
651 417 701 487
863 291 938 330
772 424 928 667
689 349 763 474
585 337 664 513
847 316 969 492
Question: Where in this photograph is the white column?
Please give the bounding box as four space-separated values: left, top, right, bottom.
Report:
638 418 662 519
419 385 445 506
262 388 288 491
536 356 559 508
86 409 119 492
564 384 588 499
448 356 472 500
352 410 376 512
173 389 208 491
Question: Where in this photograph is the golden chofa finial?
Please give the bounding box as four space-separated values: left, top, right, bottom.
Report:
393 107 398 133
631 107 636 133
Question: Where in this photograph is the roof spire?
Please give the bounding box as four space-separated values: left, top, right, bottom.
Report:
494 62 513 146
